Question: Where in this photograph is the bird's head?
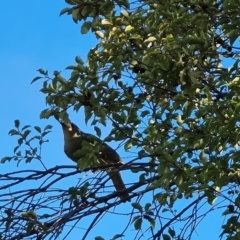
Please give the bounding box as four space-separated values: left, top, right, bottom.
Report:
54 115 81 138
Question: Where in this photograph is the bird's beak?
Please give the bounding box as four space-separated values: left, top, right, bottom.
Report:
54 114 72 129
54 115 63 125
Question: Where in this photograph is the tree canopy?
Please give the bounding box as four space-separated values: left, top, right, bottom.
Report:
2 0 240 239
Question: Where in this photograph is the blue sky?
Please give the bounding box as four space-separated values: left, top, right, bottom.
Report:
0 1 97 164
0 1 234 240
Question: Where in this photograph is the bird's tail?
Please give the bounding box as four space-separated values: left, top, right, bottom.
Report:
107 171 130 202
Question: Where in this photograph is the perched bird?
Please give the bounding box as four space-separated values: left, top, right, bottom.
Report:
55 115 129 201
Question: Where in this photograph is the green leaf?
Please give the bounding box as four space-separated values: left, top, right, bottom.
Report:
22 130 31 139
112 112 123 123
162 208 170 213
144 36 156 43
34 126 41 133
121 9 129 17
140 110 150 118
18 138 23 145
59 7 71 16
95 31 104 39
75 56 84 65
185 35 205 45
124 140 132 151
125 25 134 32
26 157 33 163
13 146 19 153
22 125 31 131
79 182 90 197
43 125 53 131
85 108 93 125
95 237 105 240
41 214 51 219
110 234 124 240
163 234 171 240
144 203 151 212
8 129 19 136
205 190 217 205
94 126 101 138
21 211 37 220
80 6 89 17
116 0 129 8
31 76 42 84
145 215 155 228
228 29 238 45
41 131 51 137
65 65 78 70
134 218 142 230
81 21 92 34
68 187 79 197
36 68 47 75
14 120 20 128
72 8 80 23
40 109 53 119
168 227 175 237
1 157 12 163
26 221 34 234
132 202 143 213
101 19 113 26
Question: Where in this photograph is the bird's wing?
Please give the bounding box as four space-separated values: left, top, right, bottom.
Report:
81 132 123 164
101 143 124 164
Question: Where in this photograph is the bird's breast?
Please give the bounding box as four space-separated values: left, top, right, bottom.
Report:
64 137 82 162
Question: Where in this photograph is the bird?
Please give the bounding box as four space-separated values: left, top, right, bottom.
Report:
55 115 129 201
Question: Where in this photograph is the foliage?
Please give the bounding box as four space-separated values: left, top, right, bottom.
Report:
2 0 240 239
